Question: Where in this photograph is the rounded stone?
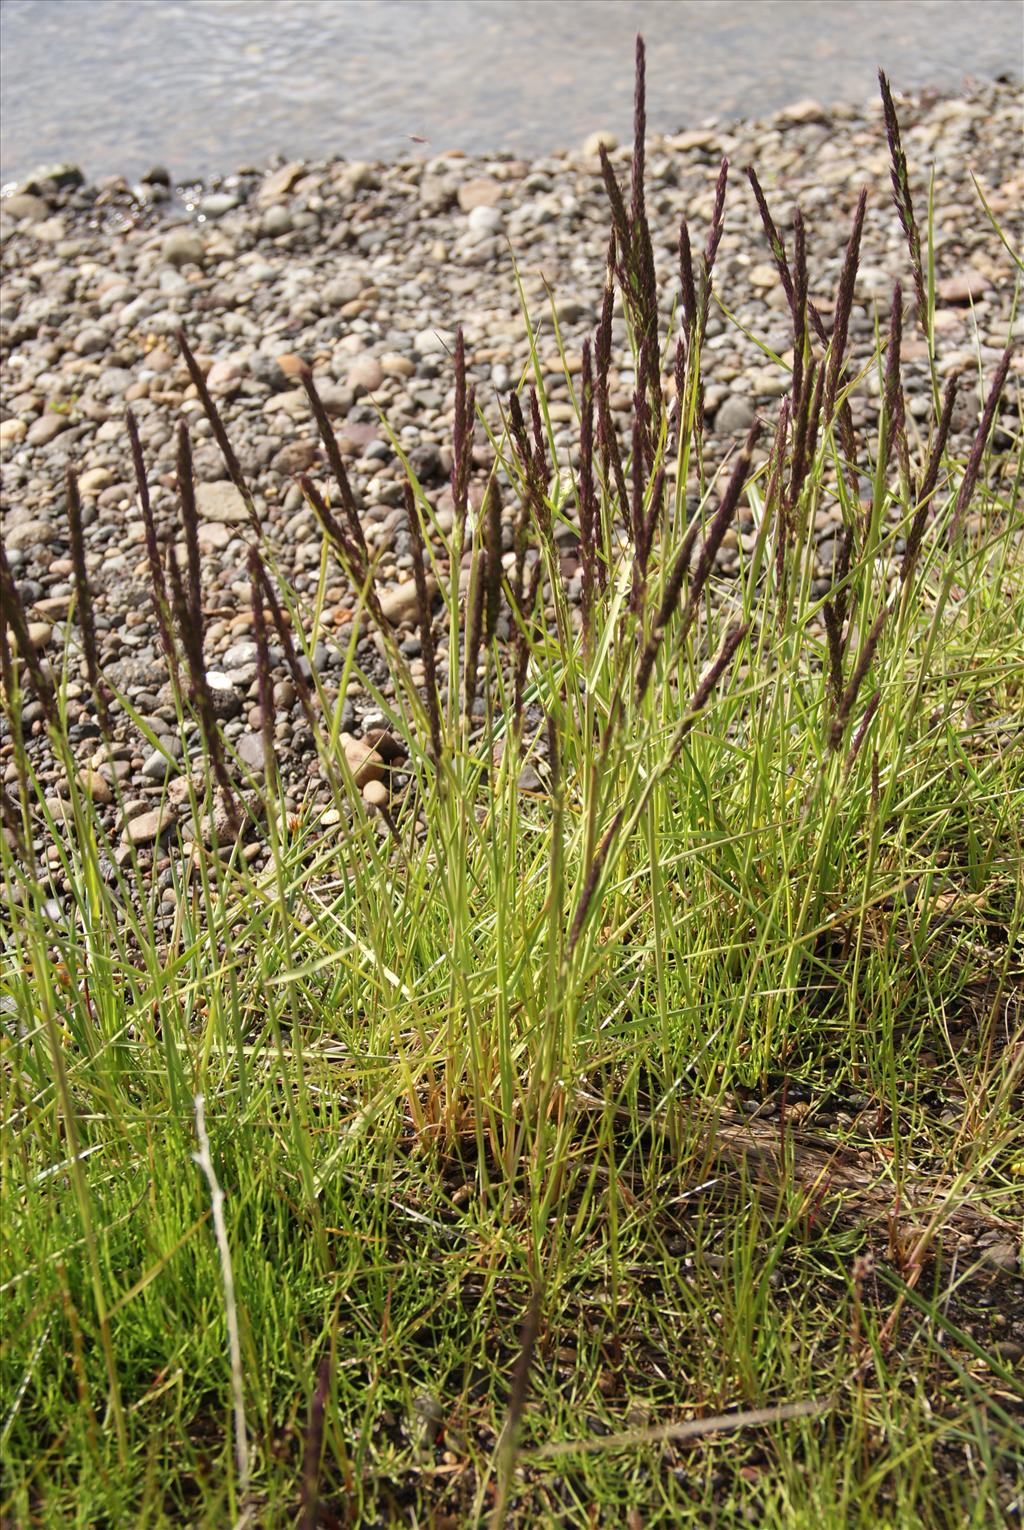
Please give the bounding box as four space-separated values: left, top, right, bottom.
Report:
713 395 756 435
467 205 504 235
582 130 618 157
161 229 205 267
78 466 113 495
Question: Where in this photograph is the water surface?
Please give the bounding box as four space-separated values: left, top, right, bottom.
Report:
2 0 1021 184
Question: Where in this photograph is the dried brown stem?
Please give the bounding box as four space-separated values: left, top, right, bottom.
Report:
177 329 260 535
66 466 110 734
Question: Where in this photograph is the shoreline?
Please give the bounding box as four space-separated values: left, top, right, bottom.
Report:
3 75 1022 230
2 76 1021 849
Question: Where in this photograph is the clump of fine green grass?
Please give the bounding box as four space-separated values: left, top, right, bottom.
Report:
2 37 1022 1528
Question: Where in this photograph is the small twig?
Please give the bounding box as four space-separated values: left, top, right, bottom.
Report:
300 1353 333 1530
192 1094 250 1493
536 1396 830 1458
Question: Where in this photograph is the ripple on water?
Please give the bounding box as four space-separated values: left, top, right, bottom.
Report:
1 0 1021 183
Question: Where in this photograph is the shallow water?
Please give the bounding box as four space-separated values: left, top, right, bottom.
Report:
2 0 1021 185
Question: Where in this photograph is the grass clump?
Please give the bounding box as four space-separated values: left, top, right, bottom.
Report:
2 39 1022 1528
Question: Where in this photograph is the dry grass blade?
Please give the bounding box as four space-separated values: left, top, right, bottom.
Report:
176 422 204 640
126 408 180 687
404 485 443 765
488 1285 542 1529
878 70 927 321
166 544 237 818
300 1353 333 1530
825 189 868 421
248 547 278 797
300 371 368 560
0 542 57 728
948 345 1014 544
65 465 109 735
177 329 260 535
902 376 957 582
829 607 887 751
536 1396 831 1458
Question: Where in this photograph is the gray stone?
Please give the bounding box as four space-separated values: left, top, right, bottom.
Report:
201 192 240 218
142 742 183 781
261 206 293 237
414 326 455 356
457 178 502 212
348 356 384 393
713 395 756 435
236 732 265 772
26 414 69 447
121 803 177 846
161 229 205 268
196 481 250 524
2 193 49 223
378 575 437 626
222 640 259 670
467 205 503 235
4 517 55 549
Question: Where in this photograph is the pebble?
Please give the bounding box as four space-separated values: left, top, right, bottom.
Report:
5 518 55 550
978 1240 1020 1274
236 732 265 772
776 98 830 126
467 205 503 235
197 521 231 551
258 162 305 202
261 205 293 237
414 326 455 356
195 482 250 524
160 228 204 267
21 622 52 651
378 577 437 626
714 395 756 434
348 355 384 393
582 130 618 156
121 803 176 846
343 740 385 788
1 419 28 446
78 768 113 804
26 414 68 447
937 269 990 304
142 743 182 781
3 192 50 222
78 466 113 495
458 178 502 212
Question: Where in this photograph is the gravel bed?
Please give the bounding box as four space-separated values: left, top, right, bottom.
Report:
2 80 1021 895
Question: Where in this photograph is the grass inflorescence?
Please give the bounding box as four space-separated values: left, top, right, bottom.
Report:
2 40 1022 1528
